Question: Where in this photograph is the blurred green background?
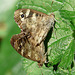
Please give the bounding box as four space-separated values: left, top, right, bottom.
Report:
0 0 25 75
0 0 75 75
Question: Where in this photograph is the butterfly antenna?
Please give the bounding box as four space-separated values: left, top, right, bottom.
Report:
42 2 49 12
43 0 54 13
50 0 54 12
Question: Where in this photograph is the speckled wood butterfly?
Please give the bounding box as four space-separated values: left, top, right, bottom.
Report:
10 8 55 67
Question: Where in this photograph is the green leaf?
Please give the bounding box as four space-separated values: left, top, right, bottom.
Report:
59 0 75 30
48 11 73 65
22 58 54 75
58 40 74 69
17 0 64 14
60 10 75 20
71 61 75 75
14 0 75 75
55 68 69 75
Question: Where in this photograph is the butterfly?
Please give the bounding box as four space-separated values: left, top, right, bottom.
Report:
10 9 55 67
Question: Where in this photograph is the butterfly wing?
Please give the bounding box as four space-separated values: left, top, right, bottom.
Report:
11 9 55 67
14 9 55 46
10 32 46 66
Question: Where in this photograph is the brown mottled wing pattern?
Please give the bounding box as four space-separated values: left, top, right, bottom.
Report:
10 32 46 66
14 9 55 46
11 9 55 67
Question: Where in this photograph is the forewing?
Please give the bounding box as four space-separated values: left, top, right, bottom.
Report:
14 9 55 46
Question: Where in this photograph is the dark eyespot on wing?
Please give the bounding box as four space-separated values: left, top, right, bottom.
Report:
35 13 43 17
36 13 39 16
21 14 24 18
19 45 22 48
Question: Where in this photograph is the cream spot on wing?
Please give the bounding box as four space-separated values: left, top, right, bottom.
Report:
18 47 20 50
28 51 31 57
35 54 38 60
32 24 37 28
25 9 30 17
20 12 23 15
35 30 45 43
42 17 45 21
32 13 36 21
21 49 24 56
21 43 23 46
21 22 26 30
21 18 24 21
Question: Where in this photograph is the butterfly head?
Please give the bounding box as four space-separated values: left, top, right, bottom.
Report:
14 9 26 25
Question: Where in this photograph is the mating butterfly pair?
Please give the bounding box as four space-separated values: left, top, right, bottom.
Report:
10 8 55 67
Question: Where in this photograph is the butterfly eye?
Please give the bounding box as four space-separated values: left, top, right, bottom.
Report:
21 14 24 18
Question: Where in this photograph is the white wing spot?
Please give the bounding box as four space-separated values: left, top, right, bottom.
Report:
21 43 23 46
28 51 31 57
32 13 36 21
21 18 24 21
20 12 23 15
26 9 30 17
35 54 38 60
18 47 20 50
21 49 24 56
